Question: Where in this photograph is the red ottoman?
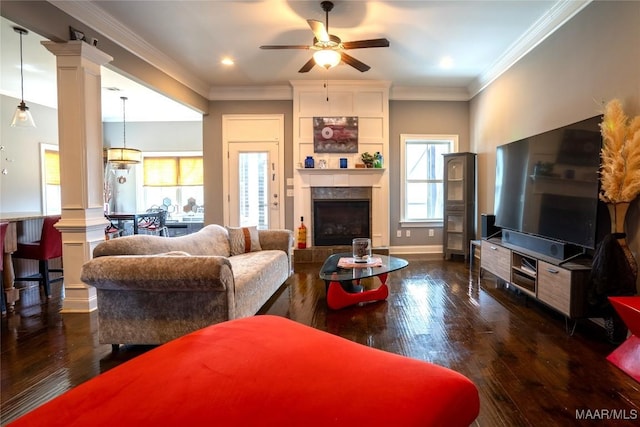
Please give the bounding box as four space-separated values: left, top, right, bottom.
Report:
8 315 480 426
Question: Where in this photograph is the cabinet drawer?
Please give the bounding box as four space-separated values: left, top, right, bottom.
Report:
480 240 510 281
537 261 572 316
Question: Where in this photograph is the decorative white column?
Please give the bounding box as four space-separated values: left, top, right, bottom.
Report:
42 40 112 312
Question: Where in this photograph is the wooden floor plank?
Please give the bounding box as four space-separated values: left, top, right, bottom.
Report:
2 255 639 426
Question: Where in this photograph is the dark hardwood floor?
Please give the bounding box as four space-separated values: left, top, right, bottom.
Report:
2 255 639 426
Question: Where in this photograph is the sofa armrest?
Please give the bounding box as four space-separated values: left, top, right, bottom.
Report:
258 229 294 271
81 255 235 292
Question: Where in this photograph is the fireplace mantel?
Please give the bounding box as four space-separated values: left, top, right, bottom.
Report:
297 168 385 188
296 168 385 174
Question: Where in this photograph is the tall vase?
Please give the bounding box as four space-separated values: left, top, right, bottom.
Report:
607 202 639 278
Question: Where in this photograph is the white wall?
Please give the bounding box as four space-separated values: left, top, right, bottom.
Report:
103 121 202 152
291 81 390 247
0 95 58 214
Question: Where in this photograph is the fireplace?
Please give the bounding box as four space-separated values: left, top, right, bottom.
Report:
311 187 371 246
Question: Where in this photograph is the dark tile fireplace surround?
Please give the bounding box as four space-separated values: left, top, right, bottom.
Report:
294 186 388 263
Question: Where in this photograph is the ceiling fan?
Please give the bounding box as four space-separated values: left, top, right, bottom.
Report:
260 1 390 73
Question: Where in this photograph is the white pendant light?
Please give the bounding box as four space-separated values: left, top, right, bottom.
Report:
10 27 36 128
313 49 341 69
107 96 141 169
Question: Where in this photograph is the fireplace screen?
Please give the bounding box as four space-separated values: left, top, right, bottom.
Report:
313 200 370 246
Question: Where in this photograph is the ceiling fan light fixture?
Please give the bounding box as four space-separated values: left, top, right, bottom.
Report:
313 49 341 69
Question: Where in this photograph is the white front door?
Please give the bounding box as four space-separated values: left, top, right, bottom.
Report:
228 142 280 229
222 115 284 229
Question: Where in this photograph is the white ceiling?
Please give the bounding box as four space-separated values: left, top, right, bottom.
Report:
1 0 592 122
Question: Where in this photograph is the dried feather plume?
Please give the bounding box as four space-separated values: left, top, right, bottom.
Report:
599 99 640 203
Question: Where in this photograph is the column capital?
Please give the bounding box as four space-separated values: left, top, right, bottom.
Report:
41 40 113 65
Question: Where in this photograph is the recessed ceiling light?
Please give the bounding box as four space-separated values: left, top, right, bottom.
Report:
221 58 234 66
439 56 454 69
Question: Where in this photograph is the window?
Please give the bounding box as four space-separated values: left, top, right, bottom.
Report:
41 144 61 215
238 152 268 228
400 134 458 225
142 154 204 217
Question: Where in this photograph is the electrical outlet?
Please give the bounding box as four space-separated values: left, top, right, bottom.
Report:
428 229 435 237
396 230 402 238
405 230 411 237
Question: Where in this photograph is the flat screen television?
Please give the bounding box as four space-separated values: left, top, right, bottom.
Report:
494 115 602 249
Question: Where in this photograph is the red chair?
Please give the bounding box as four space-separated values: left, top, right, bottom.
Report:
1 222 9 314
13 216 63 298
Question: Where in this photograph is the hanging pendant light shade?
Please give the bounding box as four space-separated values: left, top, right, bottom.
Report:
107 96 141 167
10 27 36 128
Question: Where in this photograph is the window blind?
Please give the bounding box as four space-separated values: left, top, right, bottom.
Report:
144 156 203 186
44 149 60 185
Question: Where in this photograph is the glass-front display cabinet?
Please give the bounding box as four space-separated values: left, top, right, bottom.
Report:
443 152 476 260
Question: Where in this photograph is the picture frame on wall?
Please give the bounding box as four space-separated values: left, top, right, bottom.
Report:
313 117 358 153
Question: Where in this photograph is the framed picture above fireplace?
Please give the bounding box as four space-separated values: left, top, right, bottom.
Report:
313 117 358 153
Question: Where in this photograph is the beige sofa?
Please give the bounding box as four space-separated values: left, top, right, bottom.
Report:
80 224 293 348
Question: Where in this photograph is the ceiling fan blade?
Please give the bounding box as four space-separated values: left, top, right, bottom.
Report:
340 52 370 72
307 19 329 43
342 38 390 49
298 57 316 73
260 45 311 50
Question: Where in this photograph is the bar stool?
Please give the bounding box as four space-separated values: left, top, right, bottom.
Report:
13 216 63 298
1 222 8 314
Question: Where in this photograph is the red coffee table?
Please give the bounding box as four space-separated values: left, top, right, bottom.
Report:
607 296 640 383
319 252 408 310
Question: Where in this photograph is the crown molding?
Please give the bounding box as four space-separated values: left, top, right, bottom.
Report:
209 85 293 101
209 83 470 102
390 86 470 102
290 80 392 89
48 0 210 97
467 0 593 98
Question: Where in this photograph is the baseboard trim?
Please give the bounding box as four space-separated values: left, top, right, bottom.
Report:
389 245 443 255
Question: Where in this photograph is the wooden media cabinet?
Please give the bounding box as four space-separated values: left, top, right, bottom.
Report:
480 238 591 320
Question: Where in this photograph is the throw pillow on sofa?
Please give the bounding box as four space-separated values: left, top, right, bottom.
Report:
226 226 262 256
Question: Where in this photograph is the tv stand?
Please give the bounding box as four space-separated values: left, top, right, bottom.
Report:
480 238 591 321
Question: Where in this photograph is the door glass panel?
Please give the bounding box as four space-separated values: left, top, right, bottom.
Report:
238 152 268 229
